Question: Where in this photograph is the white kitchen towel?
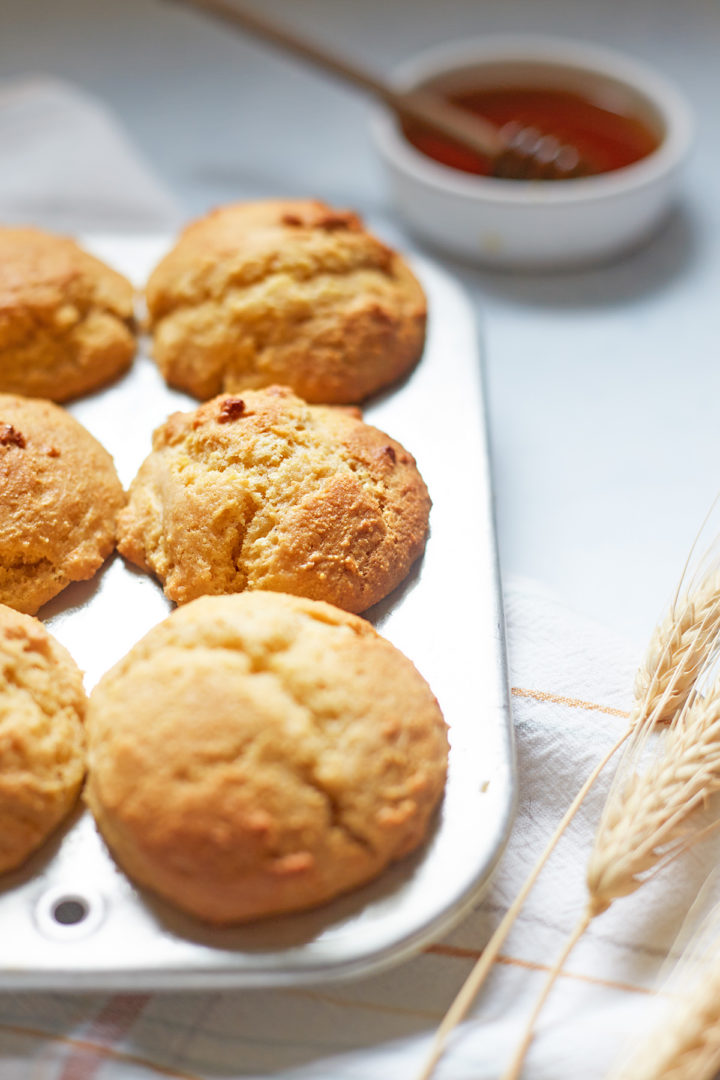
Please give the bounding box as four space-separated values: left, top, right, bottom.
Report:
0 78 713 1080
0 77 181 233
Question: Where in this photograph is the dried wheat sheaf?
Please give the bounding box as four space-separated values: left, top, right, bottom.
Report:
634 569 720 727
417 565 720 1080
587 683 720 913
502 577 720 1080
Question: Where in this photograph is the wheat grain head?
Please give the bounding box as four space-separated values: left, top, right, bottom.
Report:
588 682 720 913
633 572 720 729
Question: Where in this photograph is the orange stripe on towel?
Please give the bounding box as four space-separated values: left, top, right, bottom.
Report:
57 994 155 1080
511 686 630 719
425 944 652 996
0 1019 201 1079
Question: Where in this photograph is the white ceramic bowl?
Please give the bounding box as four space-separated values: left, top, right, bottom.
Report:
371 36 694 268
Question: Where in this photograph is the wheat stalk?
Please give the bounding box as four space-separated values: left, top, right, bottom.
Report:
416 568 720 1080
415 736 627 1080
635 571 720 726
588 686 720 909
502 678 720 1080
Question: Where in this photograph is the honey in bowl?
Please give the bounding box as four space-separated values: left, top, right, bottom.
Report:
402 86 660 179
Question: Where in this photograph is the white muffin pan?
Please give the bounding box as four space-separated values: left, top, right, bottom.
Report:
0 236 515 989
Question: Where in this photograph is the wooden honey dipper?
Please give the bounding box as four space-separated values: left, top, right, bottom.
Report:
168 0 588 180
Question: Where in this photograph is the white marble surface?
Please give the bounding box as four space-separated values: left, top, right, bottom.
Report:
3 0 720 646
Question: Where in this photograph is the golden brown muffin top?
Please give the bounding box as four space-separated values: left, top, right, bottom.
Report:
145 199 426 403
0 603 86 873
0 226 133 339
0 226 136 402
117 386 430 612
0 394 125 614
86 591 447 923
146 200 396 316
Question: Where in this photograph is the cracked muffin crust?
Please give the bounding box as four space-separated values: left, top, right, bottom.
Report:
85 591 448 923
0 604 86 873
0 394 125 614
145 199 426 403
117 386 431 612
0 227 136 402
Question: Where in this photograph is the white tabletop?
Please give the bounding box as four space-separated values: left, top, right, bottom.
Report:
3 0 719 648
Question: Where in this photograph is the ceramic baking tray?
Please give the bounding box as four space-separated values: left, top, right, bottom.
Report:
0 235 515 989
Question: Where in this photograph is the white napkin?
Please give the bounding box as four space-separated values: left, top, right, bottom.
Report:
0 78 711 1080
0 77 181 232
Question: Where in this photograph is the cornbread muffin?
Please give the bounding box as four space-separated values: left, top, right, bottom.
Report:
0 605 86 873
0 227 135 402
117 386 430 612
145 199 426 403
85 591 448 923
0 394 125 614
